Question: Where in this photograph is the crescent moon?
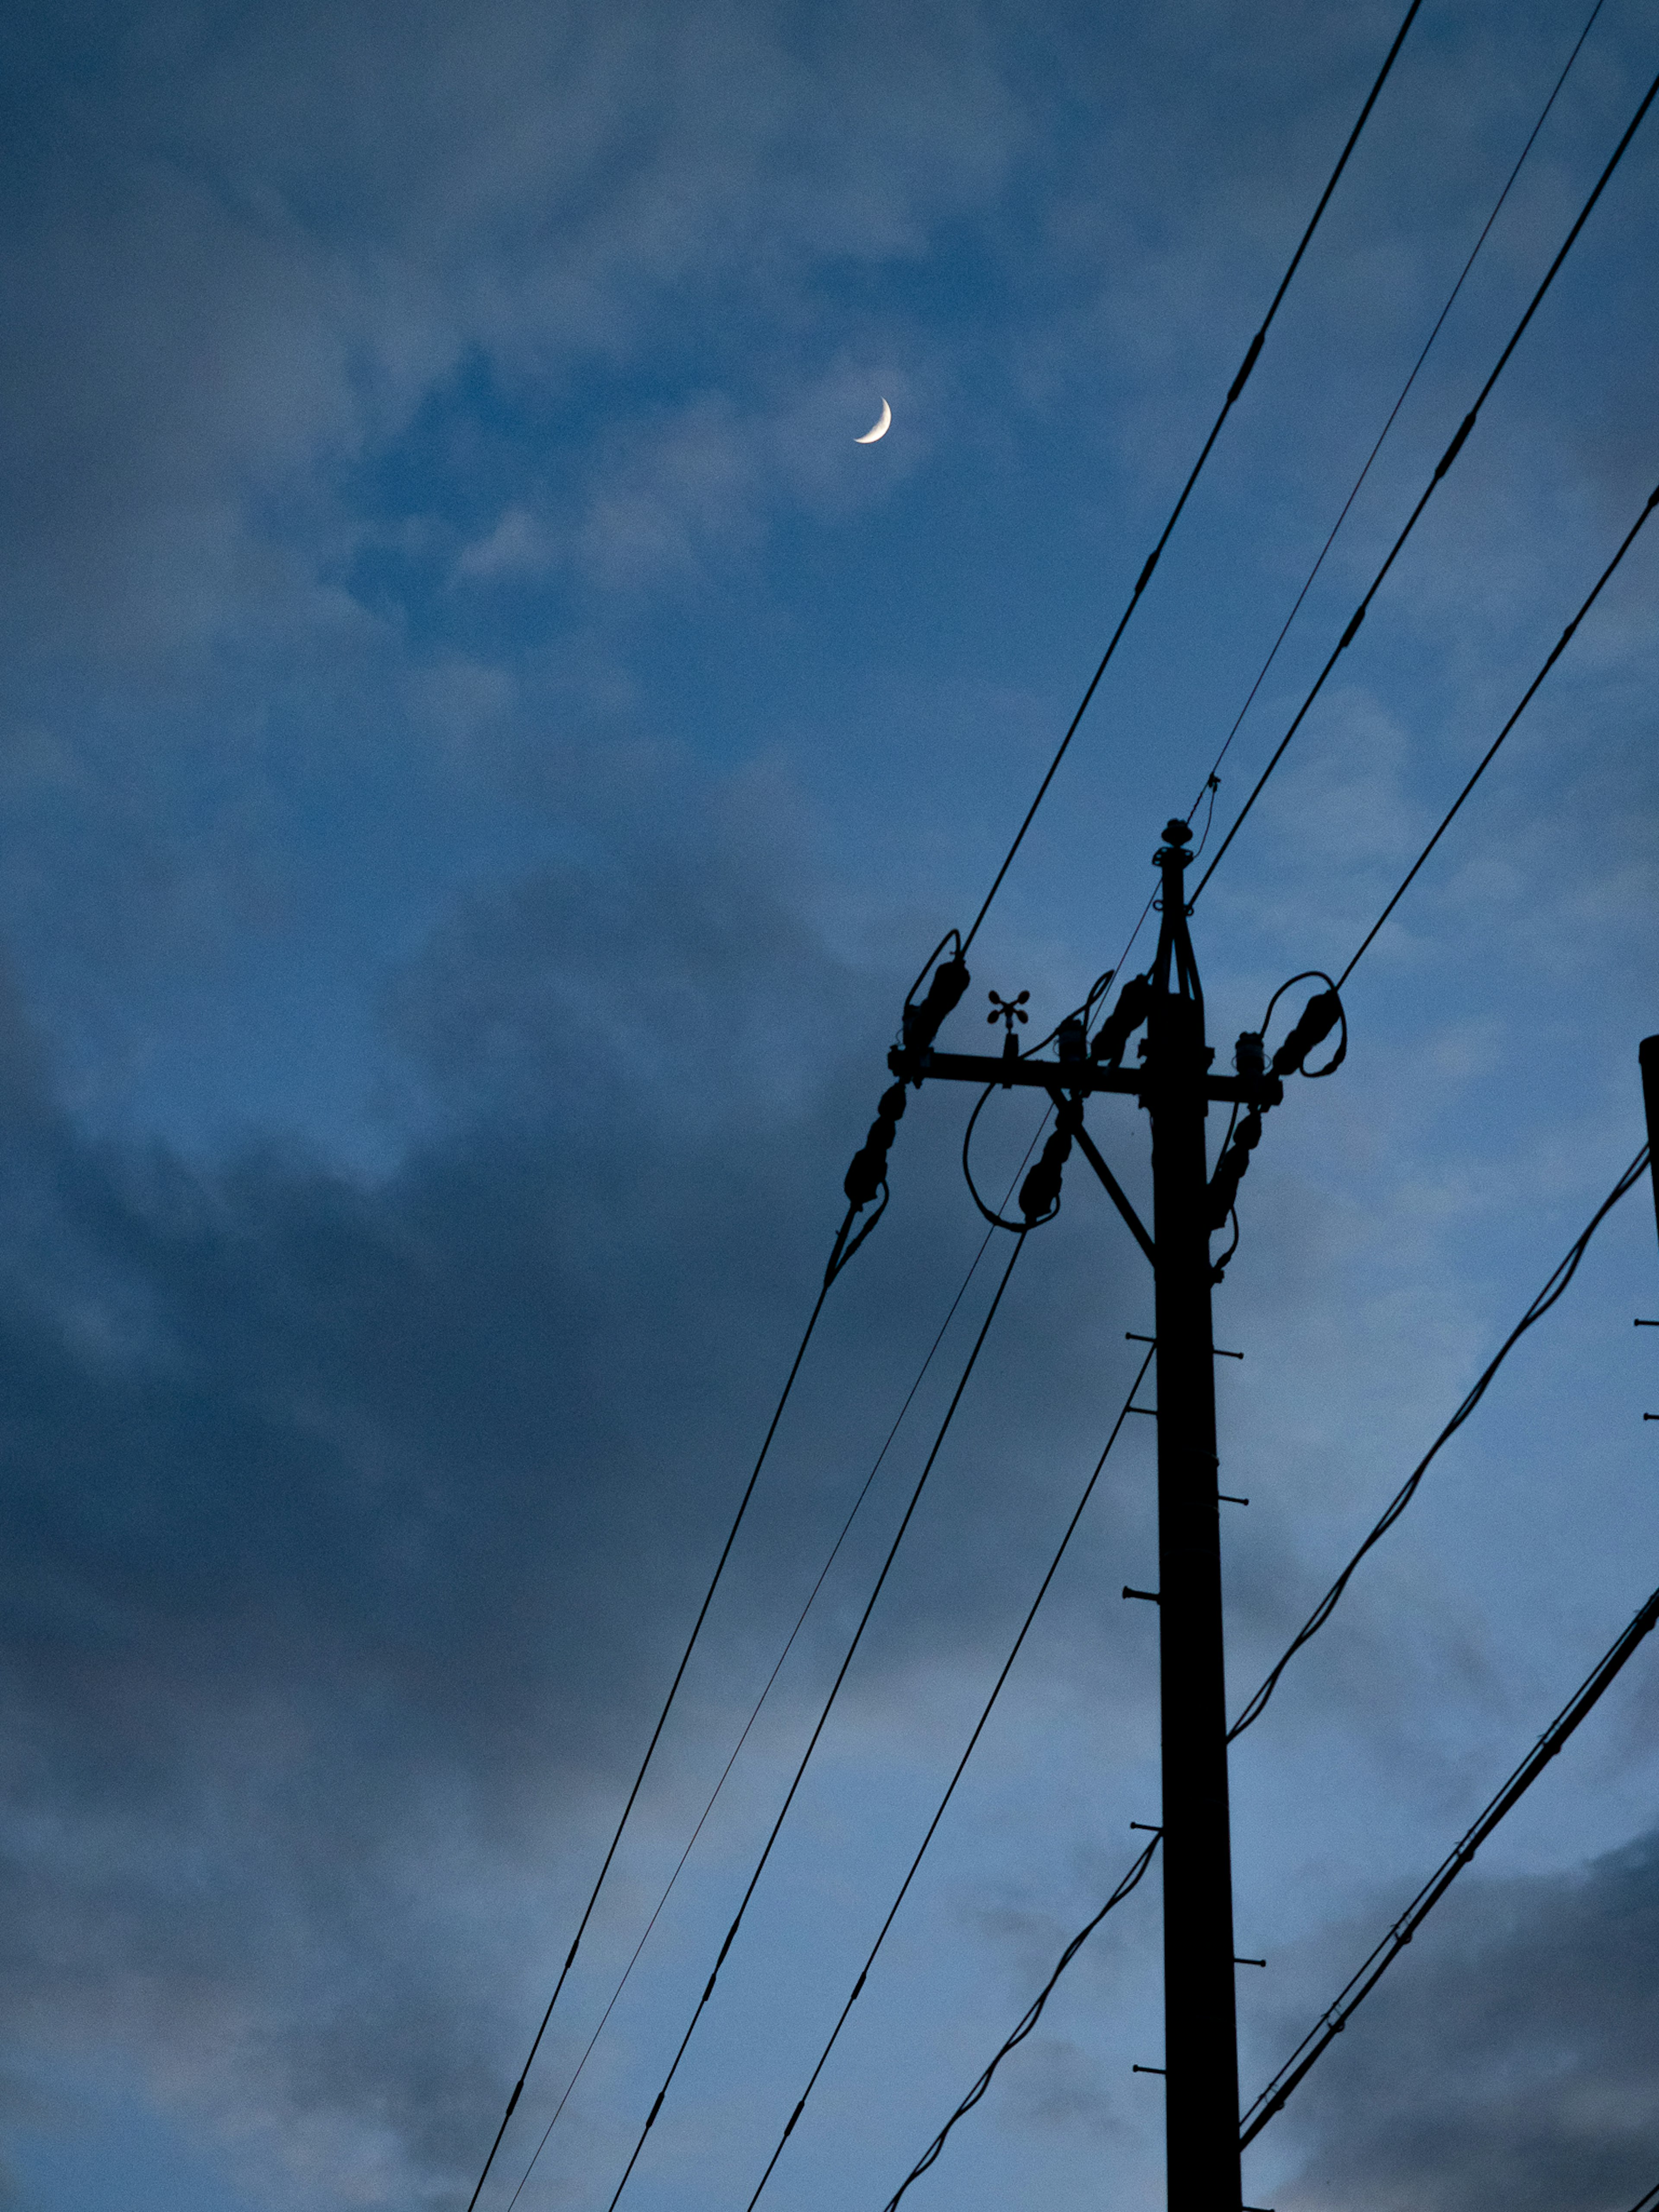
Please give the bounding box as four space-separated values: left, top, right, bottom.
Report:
855 399 892 444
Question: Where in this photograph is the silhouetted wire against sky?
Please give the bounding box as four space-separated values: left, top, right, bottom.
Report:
877 1834 1163 2212
1192 60 1659 903
5 8 1659 2209
958 0 1425 956
1045 0 1609 1012
1228 1147 1652 1744
1239 1579 1659 2145
464 1257 845 2211
1335 479 1659 988
499 1224 1004 2206
602 1238 1027 2212
1179 0 1608 817
740 1346 1156 2212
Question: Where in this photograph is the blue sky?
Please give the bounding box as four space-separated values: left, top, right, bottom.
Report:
1 3 1658 2209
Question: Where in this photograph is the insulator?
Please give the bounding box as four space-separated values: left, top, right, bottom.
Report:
1091 974 1153 1066
1207 1109 1264 1229
1019 1124 1073 1224
842 1081 909 1210
902 954 971 1053
1233 1030 1266 1077
1271 989 1341 1077
1056 1014 1087 1064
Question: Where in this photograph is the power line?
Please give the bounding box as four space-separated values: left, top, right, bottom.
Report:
958 0 1425 957
1622 2183 1659 2212
500 1222 1008 2208
1192 60 1659 903
601 1236 1027 2212
741 1343 1157 2210
1239 1577 1659 2145
1228 1145 1651 1744
462 1213 864 2209
1070 0 1608 1037
879 1832 1163 2212
1181 0 1608 822
1335 476 1659 988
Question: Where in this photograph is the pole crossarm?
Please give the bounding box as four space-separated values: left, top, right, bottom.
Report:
889 1043 1283 1113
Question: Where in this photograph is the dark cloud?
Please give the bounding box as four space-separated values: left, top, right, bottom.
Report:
1269 1830 1659 2212
0 783 1163 2204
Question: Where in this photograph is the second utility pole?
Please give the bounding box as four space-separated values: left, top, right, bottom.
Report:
1145 821 1241 2211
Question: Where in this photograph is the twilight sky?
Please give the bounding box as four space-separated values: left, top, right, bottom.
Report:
3 3 1659 2209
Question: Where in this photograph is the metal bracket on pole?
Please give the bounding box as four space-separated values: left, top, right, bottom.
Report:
1047 1087 1157 1266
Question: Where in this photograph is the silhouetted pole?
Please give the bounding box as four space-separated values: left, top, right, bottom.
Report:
1146 822 1242 2212
885 820 1271 2212
1641 1037 1659 1253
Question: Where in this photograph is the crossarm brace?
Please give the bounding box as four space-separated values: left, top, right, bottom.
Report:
1047 1087 1156 1268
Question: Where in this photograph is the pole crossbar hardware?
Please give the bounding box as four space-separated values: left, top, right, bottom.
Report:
1240 1580 1659 2148
878 816 1320 2210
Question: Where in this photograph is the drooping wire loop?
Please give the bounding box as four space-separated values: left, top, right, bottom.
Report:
1262 970 1347 1078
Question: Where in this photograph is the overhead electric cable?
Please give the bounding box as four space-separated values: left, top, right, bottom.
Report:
602 1237 1027 2212
501 1224 1009 2209
1192 60 1659 903
1240 1577 1659 2145
958 0 1425 956
879 1833 1163 2212
742 1344 1157 2210
1336 475 1659 988
463 1215 871 2209
1228 1145 1651 1743
1084 3 1605 1009
1182 0 1607 818
1622 2183 1659 2212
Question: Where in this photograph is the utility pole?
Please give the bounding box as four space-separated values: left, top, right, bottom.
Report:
1145 823 1241 2211
882 818 1323 2212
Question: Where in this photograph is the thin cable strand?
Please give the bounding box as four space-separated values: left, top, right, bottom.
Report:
1240 1578 1659 2144
1228 1147 1650 1744
1192 61 1659 903
742 1344 1157 2209
958 0 1424 955
879 1834 1163 2212
602 1237 1027 2212
501 1226 1006 2208
1182 0 1607 818
1337 478 1659 988
463 1249 847 2209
